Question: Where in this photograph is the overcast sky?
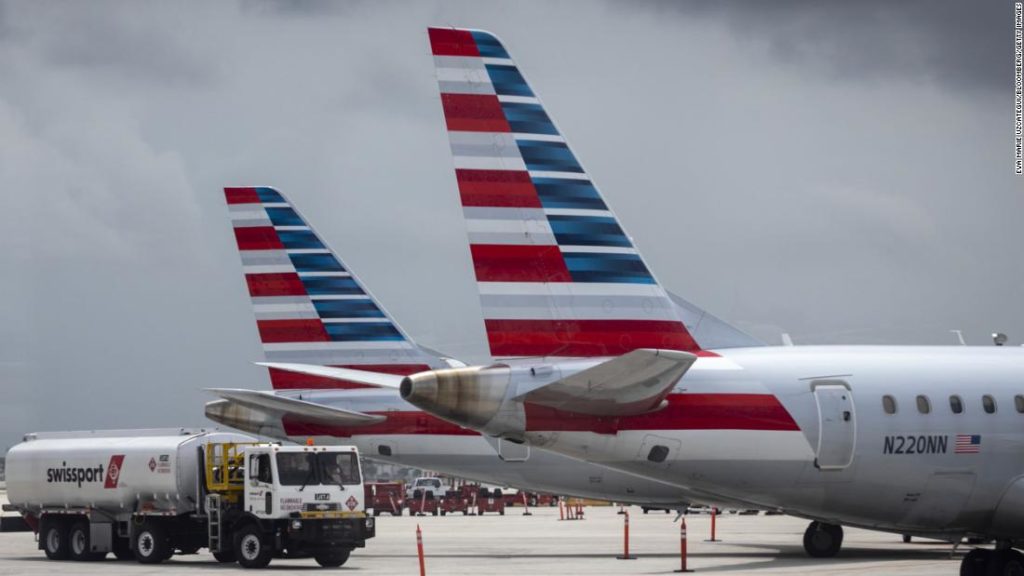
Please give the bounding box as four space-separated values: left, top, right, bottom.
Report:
1 1 1019 450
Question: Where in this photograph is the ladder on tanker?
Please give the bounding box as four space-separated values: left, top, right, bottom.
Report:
206 493 223 553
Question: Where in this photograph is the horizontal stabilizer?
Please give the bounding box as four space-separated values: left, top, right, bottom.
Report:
255 362 406 389
517 349 697 416
206 388 385 427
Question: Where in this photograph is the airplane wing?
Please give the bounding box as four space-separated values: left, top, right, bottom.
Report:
206 388 386 427
255 362 406 389
515 349 697 416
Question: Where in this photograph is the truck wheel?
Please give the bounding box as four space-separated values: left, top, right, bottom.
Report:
234 524 273 569
499 509 505 516
42 518 70 560
134 521 171 564
212 550 237 563
69 520 104 561
315 549 350 567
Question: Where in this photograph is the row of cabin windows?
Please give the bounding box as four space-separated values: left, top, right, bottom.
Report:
882 394 1024 415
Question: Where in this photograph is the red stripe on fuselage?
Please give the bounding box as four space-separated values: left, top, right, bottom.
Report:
256 319 329 343
457 169 541 208
471 244 571 282
524 393 800 433
245 272 307 297
234 226 283 251
441 94 511 132
224 187 260 205
485 319 700 357
428 28 480 57
282 412 477 438
279 393 797 438
268 364 433 390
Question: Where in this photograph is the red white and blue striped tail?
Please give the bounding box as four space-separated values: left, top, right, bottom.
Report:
429 27 702 359
224 186 447 389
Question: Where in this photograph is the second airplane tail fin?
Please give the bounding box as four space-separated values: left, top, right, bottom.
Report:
224 186 445 389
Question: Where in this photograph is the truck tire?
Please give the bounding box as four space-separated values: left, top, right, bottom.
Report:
41 517 70 560
212 550 237 563
134 520 172 564
69 520 105 561
315 549 350 567
234 523 273 569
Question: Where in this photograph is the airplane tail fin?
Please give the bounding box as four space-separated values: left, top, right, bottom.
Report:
429 28 709 358
224 186 445 389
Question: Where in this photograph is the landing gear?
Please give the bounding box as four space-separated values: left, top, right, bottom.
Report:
960 548 1024 576
802 521 843 558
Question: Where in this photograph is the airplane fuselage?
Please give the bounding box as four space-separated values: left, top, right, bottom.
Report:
514 345 1024 541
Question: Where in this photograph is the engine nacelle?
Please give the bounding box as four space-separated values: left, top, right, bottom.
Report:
400 365 527 439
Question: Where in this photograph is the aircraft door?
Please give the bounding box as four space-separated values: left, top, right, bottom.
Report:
812 381 856 470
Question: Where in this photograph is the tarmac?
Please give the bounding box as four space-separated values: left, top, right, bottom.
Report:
0 499 968 575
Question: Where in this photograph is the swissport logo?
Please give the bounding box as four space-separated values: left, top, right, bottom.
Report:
104 455 125 489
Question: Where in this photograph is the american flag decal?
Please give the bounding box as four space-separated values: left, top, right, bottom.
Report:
954 434 981 454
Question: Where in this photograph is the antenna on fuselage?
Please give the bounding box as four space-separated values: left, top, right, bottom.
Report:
950 330 966 346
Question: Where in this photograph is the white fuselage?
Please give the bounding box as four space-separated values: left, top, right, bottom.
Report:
513 346 1024 541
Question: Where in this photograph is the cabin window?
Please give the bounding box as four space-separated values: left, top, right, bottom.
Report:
377 445 392 456
983 395 997 414
882 395 897 415
949 395 964 414
915 395 931 414
1016 395 1024 413
647 445 670 463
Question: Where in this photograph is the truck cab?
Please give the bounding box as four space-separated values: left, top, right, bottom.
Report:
210 443 374 568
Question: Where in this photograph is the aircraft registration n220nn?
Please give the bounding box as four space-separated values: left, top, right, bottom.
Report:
287 27 1024 576
207 185 758 508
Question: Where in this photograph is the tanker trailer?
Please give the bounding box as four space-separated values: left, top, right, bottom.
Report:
3 428 375 568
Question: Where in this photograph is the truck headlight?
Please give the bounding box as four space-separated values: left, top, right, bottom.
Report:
291 519 303 530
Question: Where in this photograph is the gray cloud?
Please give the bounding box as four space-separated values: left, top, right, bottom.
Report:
0 0 1018 450
615 0 1014 92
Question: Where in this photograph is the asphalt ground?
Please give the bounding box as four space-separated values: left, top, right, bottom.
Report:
0 500 968 575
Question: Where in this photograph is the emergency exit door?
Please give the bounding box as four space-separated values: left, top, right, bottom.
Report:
812 381 856 470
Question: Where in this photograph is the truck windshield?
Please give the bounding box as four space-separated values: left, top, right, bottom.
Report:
276 453 316 486
276 452 361 487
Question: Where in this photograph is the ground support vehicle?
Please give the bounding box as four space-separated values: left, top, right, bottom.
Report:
365 482 404 517
440 490 470 516
405 490 439 516
3 429 374 568
476 488 505 515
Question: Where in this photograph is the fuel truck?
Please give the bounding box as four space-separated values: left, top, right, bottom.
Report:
2 428 375 568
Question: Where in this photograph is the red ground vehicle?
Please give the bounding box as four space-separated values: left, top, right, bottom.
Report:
476 487 505 516
440 489 470 516
406 489 439 516
365 482 405 517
